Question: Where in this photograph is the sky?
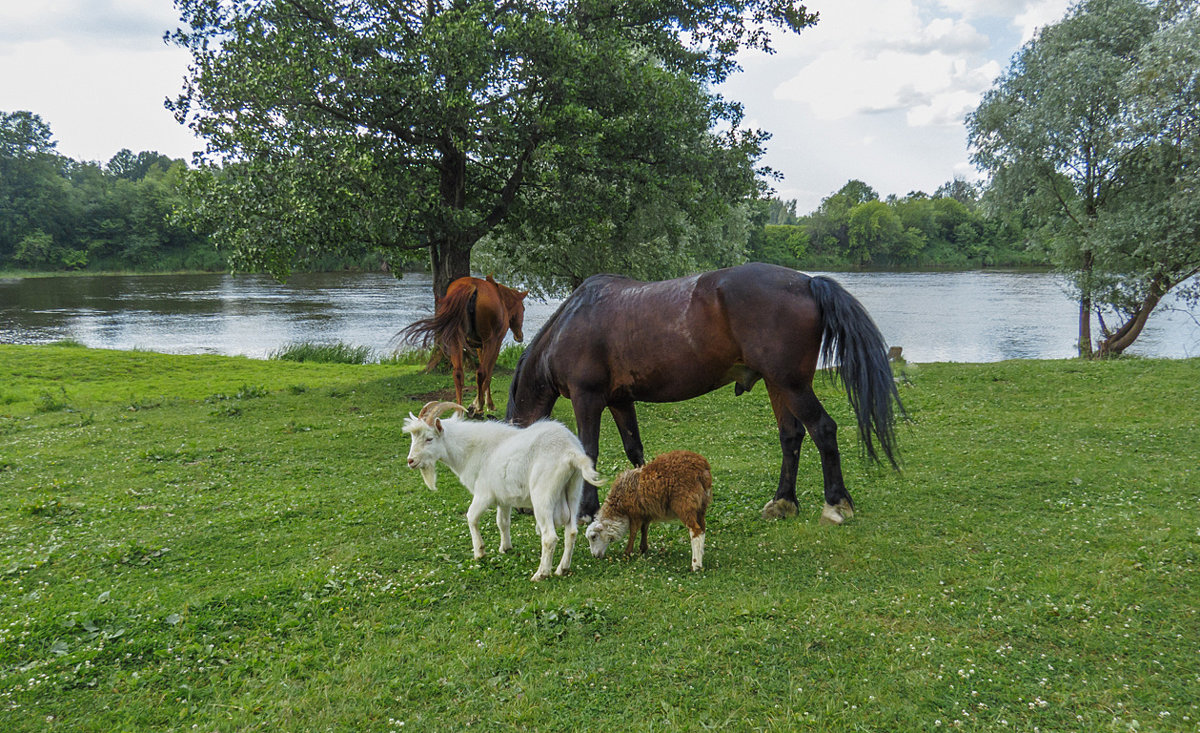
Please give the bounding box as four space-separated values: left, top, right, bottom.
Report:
0 0 1073 213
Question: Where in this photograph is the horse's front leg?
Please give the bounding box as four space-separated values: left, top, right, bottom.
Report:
608 401 646 467
570 394 606 521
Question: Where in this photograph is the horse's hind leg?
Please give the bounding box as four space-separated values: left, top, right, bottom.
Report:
448 341 467 408
763 385 853 523
762 386 805 519
796 387 853 524
474 339 503 414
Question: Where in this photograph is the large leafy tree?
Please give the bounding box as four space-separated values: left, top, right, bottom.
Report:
968 0 1199 357
168 0 815 298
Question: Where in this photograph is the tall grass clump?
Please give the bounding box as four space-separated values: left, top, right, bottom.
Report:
269 341 373 364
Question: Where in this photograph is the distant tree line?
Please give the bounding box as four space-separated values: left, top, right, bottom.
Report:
747 178 1043 271
5 108 1040 280
0 110 218 272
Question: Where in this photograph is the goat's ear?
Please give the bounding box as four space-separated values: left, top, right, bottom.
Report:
435 418 443 433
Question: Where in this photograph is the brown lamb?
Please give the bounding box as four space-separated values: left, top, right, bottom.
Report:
584 450 713 571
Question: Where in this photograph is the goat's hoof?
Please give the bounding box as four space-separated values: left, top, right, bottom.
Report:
761 499 798 520
530 571 550 582
820 503 846 525
554 567 569 577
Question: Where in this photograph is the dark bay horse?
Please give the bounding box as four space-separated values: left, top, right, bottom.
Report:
403 275 528 415
505 262 901 522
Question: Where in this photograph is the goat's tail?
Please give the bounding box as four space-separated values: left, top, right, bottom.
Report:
572 453 606 488
809 275 903 469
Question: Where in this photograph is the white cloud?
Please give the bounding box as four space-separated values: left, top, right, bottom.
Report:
775 47 1000 127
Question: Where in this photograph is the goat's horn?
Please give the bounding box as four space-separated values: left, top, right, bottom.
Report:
418 400 466 424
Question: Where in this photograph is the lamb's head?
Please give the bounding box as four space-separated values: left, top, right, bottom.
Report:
585 511 629 558
402 401 466 490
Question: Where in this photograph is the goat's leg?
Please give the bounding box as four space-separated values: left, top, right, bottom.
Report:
555 474 584 576
530 509 558 582
466 495 489 559
554 515 577 577
496 505 513 553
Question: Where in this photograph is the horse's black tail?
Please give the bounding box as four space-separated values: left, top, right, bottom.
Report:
809 276 903 469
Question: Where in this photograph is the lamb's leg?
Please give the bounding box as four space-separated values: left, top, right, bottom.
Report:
689 528 705 571
496 506 513 553
623 518 641 556
466 495 489 560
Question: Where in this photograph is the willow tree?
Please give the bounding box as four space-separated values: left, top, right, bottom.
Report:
168 0 816 298
968 0 1200 357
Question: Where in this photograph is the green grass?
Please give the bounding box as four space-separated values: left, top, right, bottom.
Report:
1 345 1197 731
269 341 375 365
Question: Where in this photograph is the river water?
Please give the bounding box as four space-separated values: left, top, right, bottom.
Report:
1 270 1197 362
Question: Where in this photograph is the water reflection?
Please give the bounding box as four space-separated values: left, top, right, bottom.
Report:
1 270 1197 362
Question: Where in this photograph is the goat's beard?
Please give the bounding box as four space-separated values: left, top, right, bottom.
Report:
418 464 438 490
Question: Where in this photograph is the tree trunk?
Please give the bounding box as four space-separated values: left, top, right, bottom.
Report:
1096 276 1167 357
1077 249 1094 358
429 236 473 302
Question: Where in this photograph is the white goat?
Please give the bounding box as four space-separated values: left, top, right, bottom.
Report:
403 401 604 581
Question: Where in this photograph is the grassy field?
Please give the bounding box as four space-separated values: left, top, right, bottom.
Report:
1 344 1197 732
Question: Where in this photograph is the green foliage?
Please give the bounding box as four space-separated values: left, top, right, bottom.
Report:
968 0 1200 356
168 0 816 295
0 111 219 273
1 345 1198 730
750 180 1037 270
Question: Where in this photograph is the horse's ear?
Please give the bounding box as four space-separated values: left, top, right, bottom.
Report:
518 290 528 300
486 274 497 284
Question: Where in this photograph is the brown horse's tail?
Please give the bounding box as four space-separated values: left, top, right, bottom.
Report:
399 284 476 359
809 276 903 469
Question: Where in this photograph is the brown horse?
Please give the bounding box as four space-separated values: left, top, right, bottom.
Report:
403 275 528 415
505 262 901 522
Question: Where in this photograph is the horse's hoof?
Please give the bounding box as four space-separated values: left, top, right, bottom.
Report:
835 499 854 519
820 503 846 525
761 499 798 520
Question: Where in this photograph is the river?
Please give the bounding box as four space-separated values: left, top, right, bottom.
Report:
1 270 1197 362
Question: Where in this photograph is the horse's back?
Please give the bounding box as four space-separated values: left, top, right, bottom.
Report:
538 264 824 400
